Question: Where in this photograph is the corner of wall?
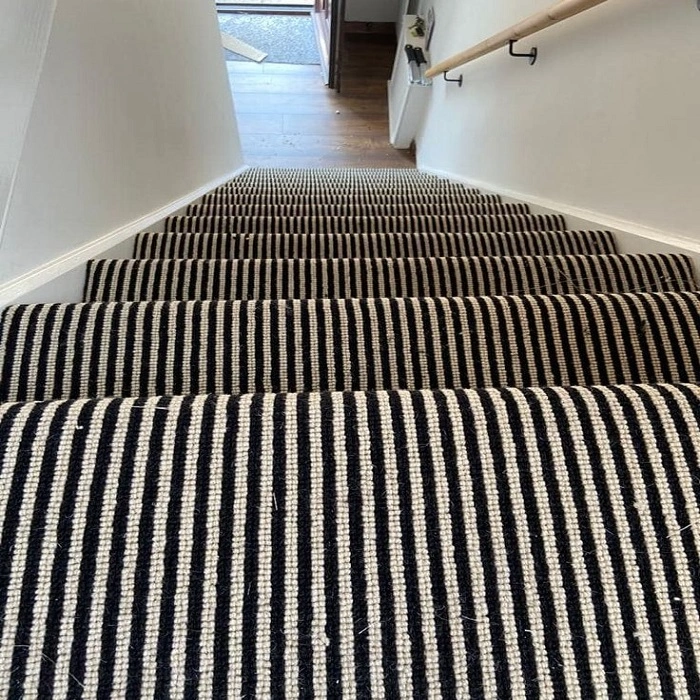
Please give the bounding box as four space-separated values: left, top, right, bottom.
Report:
0 165 249 307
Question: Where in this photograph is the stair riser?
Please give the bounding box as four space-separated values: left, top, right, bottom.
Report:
83 255 698 302
134 231 616 260
2 293 698 401
164 214 567 234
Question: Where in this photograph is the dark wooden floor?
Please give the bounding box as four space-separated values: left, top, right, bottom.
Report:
227 34 415 168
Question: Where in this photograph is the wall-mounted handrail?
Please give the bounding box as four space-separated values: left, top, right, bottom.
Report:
424 0 608 79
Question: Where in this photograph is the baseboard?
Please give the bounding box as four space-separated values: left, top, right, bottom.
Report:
421 166 700 268
0 165 249 307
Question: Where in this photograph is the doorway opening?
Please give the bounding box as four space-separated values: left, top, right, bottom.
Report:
217 1 342 87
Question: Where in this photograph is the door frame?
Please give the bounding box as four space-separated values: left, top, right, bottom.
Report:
313 0 345 89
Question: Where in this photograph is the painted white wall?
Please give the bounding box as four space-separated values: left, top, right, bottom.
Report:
0 0 242 290
417 0 700 242
0 0 58 240
346 0 399 23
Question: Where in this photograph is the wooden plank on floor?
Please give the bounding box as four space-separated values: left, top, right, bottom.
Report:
221 33 268 62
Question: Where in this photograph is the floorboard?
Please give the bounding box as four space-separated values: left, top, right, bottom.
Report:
227 34 415 168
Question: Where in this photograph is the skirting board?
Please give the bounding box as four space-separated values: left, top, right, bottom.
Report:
0 165 250 307
421 166 700 272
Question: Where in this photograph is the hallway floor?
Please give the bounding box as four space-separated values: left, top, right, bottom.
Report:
227 35 416 168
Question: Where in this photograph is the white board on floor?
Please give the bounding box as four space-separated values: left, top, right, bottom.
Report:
220 33 267 63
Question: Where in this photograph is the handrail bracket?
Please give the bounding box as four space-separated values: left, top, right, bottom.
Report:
442 72 464 87
508 39 538 65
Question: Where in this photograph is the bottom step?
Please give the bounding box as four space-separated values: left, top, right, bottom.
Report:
0 384 699 696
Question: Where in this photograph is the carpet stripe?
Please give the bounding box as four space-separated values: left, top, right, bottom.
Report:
307 392 328 698
251 394 277 699
352 394 386 698
282 396 299 698
331 392 357 696
132 397 183 698
225 393 254 696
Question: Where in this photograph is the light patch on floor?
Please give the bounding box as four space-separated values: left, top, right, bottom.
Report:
220 32 268 62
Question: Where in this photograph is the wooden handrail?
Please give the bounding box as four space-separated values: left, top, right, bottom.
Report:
424 0 608 79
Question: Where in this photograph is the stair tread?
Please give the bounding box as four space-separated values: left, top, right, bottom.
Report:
3 292 699 401
135 230 616 259
84 254 698 302
202 193 501 204
186 203 527 217
0 383 698 697
164 213 567 234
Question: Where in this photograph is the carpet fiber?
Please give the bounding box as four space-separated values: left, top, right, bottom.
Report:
218 13 320 65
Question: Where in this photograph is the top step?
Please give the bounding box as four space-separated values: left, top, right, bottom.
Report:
231 167 460 182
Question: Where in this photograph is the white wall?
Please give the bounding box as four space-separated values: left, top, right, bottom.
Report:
417 0 700 242
0 0 242 291
346 0 399 23
0 0 58 240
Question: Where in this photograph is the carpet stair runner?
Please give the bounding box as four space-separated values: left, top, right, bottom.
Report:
0 167 699 698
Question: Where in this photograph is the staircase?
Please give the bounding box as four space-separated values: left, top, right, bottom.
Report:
1 167 700 698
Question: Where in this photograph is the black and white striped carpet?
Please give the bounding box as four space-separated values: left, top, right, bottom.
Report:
1 167 700 698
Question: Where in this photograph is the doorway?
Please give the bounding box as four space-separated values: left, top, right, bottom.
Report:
217 1 341 87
